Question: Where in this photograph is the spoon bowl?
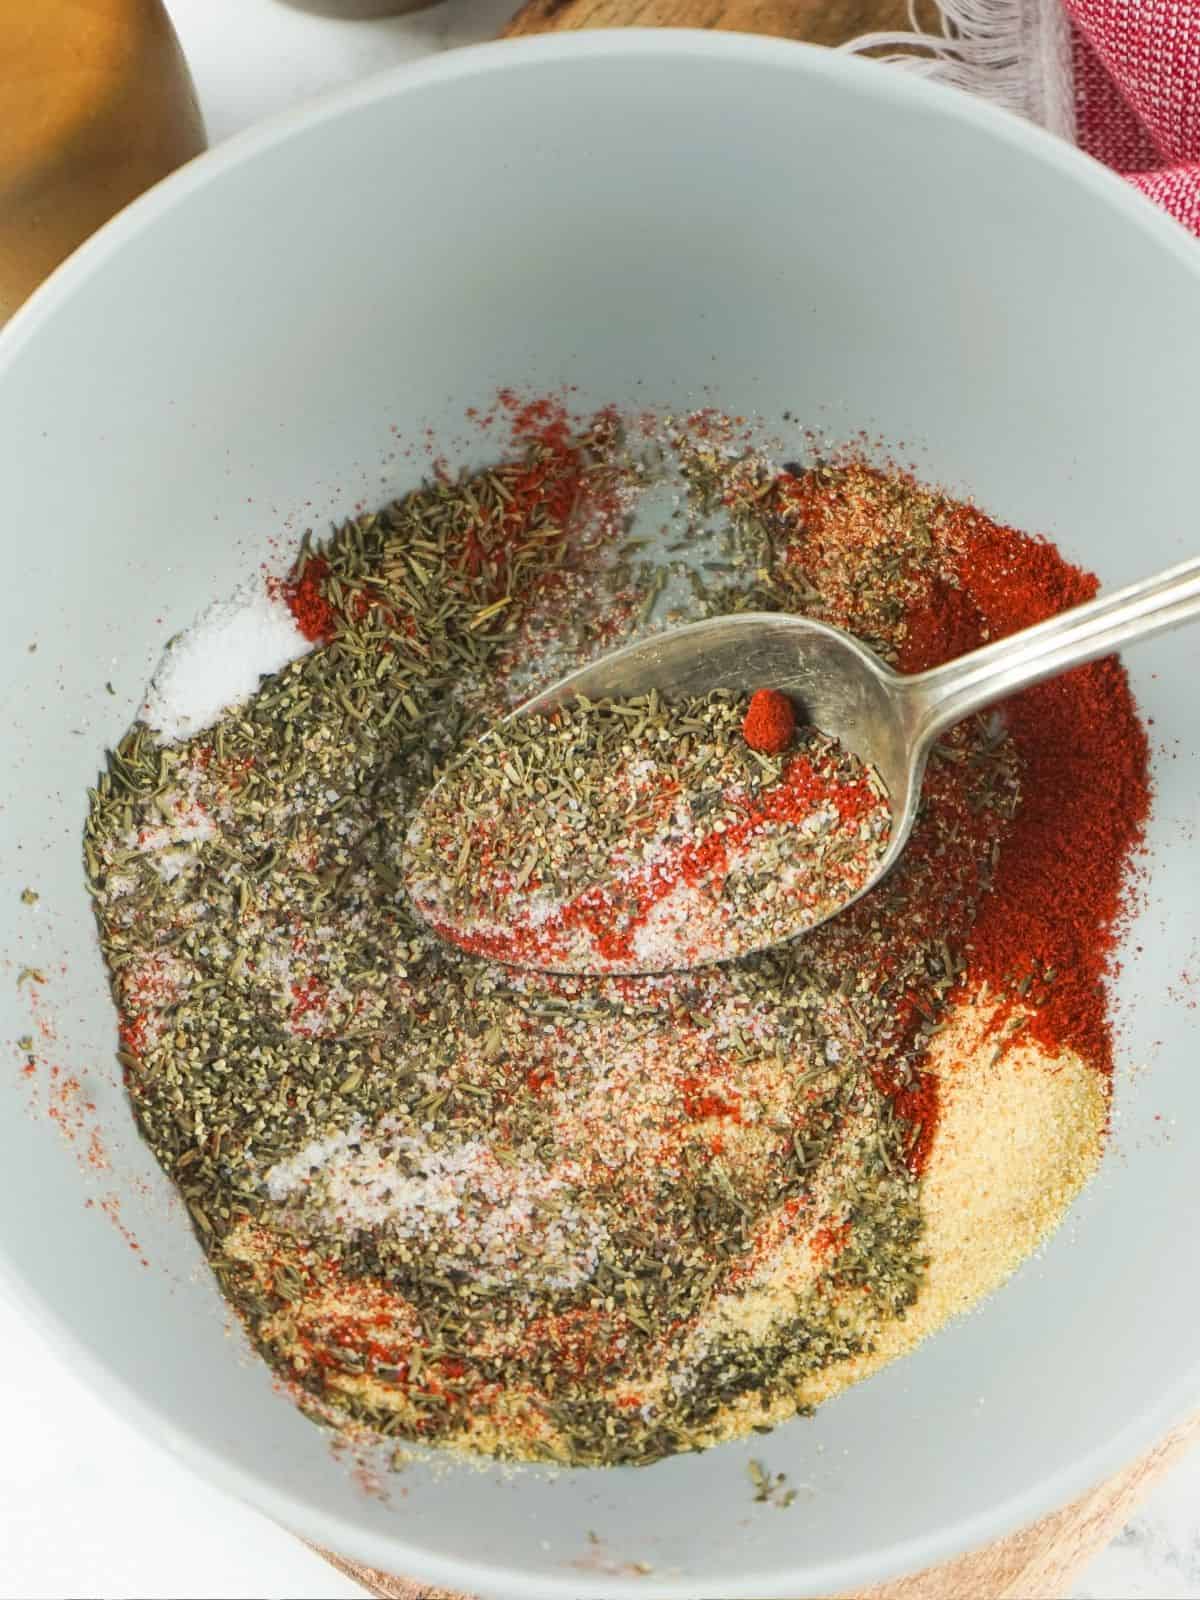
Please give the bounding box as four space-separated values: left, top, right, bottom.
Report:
437 553 1200 970
515 610 921 939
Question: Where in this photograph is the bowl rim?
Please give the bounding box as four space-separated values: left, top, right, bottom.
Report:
2 28 1199 1599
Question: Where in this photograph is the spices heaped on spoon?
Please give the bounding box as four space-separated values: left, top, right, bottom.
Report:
404 687 892 974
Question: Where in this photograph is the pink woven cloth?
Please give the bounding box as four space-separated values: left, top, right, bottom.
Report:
1069 0 1200 231
849 0 1200 234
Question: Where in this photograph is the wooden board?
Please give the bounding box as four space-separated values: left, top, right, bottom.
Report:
504 0 912 44
313 3 1200 1596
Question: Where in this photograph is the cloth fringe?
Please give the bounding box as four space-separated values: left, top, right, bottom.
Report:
842 0 1077 142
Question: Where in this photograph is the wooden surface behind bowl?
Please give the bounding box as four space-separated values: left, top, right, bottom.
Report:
504 0 913 44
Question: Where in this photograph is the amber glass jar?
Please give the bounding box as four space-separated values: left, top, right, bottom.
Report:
0 0 206 322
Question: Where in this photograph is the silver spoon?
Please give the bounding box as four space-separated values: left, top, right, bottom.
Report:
414 555 1200 973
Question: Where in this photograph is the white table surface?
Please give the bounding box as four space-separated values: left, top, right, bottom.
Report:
3 3 1198 1596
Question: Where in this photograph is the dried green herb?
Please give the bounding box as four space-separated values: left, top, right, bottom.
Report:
82 414 1021 1468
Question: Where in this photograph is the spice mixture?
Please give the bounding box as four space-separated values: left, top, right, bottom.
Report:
83 400 1149 1467
406 690 892 973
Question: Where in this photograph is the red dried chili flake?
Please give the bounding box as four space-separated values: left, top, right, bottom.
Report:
811 1222 851 1260
679 1076 743 1123
743 688 797 754
289 976 329 1035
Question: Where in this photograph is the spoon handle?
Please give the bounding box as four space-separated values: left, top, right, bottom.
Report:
901 554 1200 748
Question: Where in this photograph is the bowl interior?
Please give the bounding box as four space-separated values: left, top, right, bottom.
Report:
1 35 1199 1599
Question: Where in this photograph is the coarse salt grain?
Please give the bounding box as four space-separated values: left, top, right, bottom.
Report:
142 578 309 742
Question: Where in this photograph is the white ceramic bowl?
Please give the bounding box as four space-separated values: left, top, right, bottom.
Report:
2 33 1199 1599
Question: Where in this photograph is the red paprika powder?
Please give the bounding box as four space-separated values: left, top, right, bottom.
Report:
743 688 797 754
282 555 334 643
898 504 1150 1074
